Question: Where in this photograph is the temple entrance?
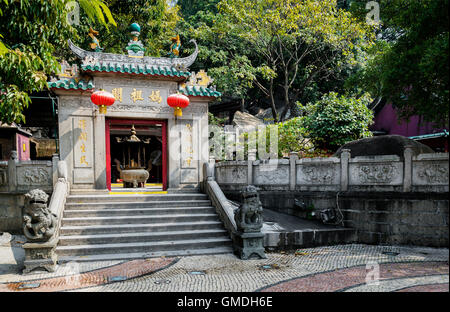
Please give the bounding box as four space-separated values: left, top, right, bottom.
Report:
105 119 167 191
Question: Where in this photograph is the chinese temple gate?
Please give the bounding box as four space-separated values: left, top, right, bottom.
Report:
49 26 220 192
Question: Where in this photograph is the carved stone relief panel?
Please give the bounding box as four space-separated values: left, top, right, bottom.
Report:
215 165 247 184
254 164 289 185
0 168 7 186
297 164 339 185
413 162 449 185
349 163 403 185
17 166 52 186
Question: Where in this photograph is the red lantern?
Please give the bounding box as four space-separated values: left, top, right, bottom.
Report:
91 90 115 114
167 93 189 117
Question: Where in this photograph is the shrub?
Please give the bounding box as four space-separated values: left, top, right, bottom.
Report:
300 92 374 151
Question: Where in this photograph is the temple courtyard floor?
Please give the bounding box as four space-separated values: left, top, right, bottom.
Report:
0 233 448 292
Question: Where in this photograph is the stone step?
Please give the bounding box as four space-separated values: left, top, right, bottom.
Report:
61 213 219 226
64 200 212 210
57 246 234 263
59 220 225 235
66 193 208 203
63 206 216 218
58 229 229 246
56 237 233 256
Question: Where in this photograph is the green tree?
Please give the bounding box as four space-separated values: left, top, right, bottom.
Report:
74 0 180 57
0 0 116 124
177 0 256 112
182 0 374 122
352 0 449 127
300 92 374 151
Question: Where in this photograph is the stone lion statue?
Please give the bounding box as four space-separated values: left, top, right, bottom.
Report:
23 189 57 242
234 185 263 233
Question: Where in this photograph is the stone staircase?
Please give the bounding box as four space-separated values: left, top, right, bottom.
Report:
56 192 233 262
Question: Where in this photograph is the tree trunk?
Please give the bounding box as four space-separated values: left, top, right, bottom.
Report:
280 71 291 121
241 98 245 112
269 79 278 123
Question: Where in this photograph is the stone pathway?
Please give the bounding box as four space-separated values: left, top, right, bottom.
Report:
0 239 448 292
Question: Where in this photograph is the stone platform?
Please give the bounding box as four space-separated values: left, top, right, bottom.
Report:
262 209 356 249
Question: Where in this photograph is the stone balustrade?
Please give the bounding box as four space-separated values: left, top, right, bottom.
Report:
0 151 59 194
0 152 62 233
214 149 449 193
211 150 449 247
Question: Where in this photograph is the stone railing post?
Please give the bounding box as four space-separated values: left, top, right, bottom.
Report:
52 153 59 187
340 149 351 191
8 150 17 192
289 152 299 191
403 145 413 192
22 160 69 274
234 185 266 260
204 161 215 182
247 150 256 185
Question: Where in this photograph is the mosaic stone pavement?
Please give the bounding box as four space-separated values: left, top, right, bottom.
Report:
0 244 448 292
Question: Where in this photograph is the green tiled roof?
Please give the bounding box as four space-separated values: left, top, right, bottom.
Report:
48 78 94 90
81 62 190 78
179 85 221 98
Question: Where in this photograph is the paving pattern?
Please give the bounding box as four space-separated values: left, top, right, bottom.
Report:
0 243 448 292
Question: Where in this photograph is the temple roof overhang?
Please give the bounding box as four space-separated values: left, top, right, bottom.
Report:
179 85 221 98
68 39 196 78
48 77 94 91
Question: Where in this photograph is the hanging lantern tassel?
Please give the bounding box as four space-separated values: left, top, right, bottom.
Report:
167 93 189 118
91 90 116 114
174 106 183 117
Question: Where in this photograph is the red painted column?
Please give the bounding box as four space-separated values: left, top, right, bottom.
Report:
105 119 111 191
162 121 167 191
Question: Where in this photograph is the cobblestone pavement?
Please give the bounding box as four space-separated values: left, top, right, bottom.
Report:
0 243 448 292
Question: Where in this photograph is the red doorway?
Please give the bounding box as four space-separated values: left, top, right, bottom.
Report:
105 119 167 191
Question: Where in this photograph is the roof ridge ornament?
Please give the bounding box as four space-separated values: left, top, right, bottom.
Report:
168 35 181 58
126 23 145 58
88 27 103 52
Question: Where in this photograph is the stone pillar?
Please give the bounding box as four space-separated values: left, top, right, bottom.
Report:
289 152 298 191
233 185 266 260
203 161 214 182
340 149 351 191
247 150 256 185
403 145 413 192
52 154 59 187
8 150 17 192
93 113 107 189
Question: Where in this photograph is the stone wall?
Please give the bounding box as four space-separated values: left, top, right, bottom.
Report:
0 152 58 233
215 150 449 247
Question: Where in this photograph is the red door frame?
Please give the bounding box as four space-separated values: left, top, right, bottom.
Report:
105 118 168 191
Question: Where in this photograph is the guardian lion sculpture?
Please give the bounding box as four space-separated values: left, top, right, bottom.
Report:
23 189 57 242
